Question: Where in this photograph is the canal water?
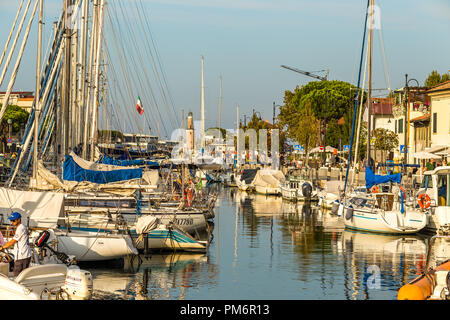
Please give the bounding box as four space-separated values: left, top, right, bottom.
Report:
87 186 431 300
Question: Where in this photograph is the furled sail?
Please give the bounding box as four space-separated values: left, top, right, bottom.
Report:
63 152 143 184
365 166 401 190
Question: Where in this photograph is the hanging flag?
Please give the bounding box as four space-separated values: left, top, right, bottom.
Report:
136 96 144 115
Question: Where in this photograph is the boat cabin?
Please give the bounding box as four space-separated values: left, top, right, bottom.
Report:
419 166 450 207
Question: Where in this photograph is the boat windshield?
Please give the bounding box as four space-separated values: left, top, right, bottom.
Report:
420 175 433 189
437 173 449 206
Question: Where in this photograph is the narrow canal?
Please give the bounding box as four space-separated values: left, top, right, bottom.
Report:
87 186 431 300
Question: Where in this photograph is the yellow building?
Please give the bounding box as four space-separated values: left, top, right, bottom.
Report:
0 91 34 112
428 80 450 155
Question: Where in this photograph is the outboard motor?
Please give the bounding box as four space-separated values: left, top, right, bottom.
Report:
302 182 312 200
61 267 93 300
34 230 74 266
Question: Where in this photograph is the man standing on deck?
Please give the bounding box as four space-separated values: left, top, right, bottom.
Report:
0 212 32 276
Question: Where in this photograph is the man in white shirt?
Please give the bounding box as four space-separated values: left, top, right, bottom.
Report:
0 212 32 276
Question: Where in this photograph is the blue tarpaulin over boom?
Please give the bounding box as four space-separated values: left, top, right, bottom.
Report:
365 166 401 190
100 155 159 167
63 154 143 184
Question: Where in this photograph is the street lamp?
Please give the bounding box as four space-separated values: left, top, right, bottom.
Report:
7 119 12 154
403 74 420 172
273 102 281 128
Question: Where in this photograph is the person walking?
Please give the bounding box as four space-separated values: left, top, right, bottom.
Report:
0 212 32 277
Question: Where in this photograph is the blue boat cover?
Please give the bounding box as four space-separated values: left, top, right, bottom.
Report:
365 166 401 189
100 155 159 167
63 154 143 184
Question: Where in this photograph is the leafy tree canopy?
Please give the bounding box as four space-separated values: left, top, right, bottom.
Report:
424 70 450 88
278 80 365 154
373 128 398 152
0 104 30 133
285 80 360 121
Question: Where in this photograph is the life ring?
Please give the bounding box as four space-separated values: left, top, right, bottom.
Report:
370 186 380 193
417 193 431 209
184 188 193 207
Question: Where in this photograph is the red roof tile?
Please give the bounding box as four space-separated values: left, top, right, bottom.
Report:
427 80 450 93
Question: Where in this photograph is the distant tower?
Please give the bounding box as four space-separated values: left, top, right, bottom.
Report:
186 112 195 155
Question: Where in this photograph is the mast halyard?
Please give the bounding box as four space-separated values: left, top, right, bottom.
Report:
32 0 44 183
201 56 205 149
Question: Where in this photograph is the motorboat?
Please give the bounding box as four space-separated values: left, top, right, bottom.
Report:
280 176 317 202
0 231 93 300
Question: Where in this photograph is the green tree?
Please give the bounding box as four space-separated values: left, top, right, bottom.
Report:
373 128 398 163
0 104 30 133
424 70 450 88
278 80 365 155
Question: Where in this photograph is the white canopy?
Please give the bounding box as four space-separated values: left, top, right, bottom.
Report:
309 146 337 154
413 151 441 160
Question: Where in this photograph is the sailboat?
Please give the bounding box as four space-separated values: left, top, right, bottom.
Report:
341 0 428 235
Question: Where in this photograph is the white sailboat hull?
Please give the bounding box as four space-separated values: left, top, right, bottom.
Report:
343 207 428 234
56 230 138 261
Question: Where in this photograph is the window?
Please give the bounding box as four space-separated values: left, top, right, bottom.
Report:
398 118 403 134
437 174 449 206
433 112 437 133
420 175 433 189
395 119 397 133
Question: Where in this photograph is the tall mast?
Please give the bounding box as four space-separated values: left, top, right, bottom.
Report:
77 0 89 148
0 0 25 69
33 0 44 182
219 75 222 131
83 0 98 159
201 56 205 148
366 0 374 167
0 0 38 123
90 0 105 161
0 0 32 88
236 104 239 167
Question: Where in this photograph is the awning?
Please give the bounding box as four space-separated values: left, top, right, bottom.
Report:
410 113 430 123
413 151 441 160
425 145 449 154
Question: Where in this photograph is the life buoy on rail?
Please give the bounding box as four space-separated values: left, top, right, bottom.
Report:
417 193 431 209
370 185 380 193
184 188 193 207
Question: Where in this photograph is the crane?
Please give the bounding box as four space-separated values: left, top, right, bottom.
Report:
281 65 329 81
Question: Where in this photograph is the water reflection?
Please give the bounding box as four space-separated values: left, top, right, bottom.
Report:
91 253 217 300
341 230 428 300
88 188 437 300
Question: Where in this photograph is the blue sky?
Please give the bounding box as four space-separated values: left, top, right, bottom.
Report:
0 0 449 137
